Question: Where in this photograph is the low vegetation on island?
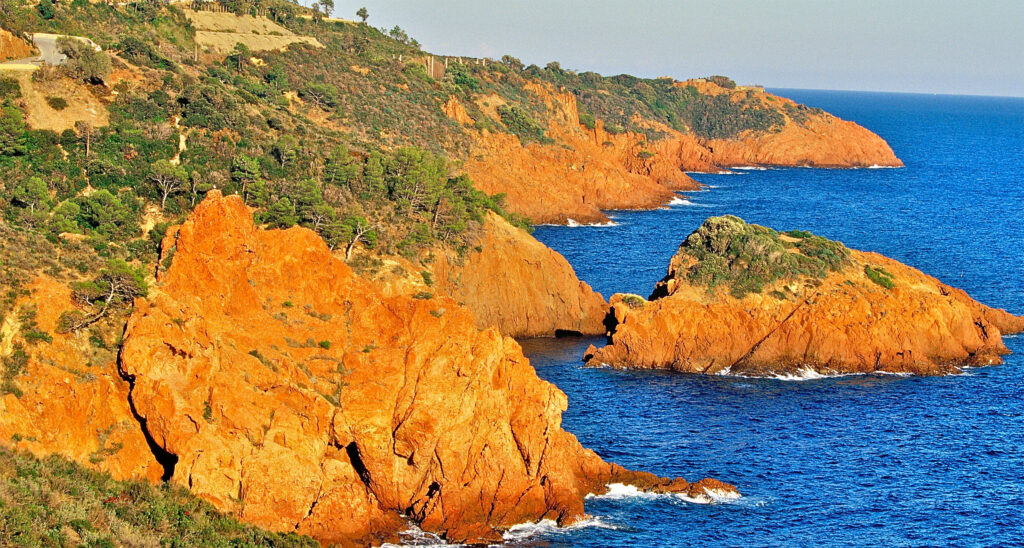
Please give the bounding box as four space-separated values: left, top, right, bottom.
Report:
671 215 850 298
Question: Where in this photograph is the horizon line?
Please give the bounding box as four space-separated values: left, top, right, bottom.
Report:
766 86 1024 100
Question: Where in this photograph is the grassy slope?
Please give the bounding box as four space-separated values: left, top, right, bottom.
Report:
0 447 316 547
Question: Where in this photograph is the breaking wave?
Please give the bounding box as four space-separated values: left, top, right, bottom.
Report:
565 218 618 227
585 483 741 505
502 516 621 543
716 366 916 381
381 525 457 547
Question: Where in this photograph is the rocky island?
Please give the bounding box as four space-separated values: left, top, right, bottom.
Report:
585 216 1024 377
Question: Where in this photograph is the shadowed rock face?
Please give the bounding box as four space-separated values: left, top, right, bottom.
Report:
118 192 735 544
587 217 1023 377
433 212 608 338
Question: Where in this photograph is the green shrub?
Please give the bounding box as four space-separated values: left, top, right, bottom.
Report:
679 216 851 298
621 294 646 309
578 112 596 130
707 75 737 89
45 96 68 110
497 104 550 144
0 77 21 100
864 265 895 289
0 447 318 546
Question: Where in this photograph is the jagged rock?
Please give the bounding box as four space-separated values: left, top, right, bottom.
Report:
119 192 736 544
0 278 163 482
448 83 901 225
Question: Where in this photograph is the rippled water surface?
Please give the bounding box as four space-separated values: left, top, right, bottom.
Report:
519 90 1024 546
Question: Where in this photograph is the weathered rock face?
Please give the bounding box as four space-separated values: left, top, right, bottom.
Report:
0 278 163 483
0 28 34 62
452 86 686 225
120 192 735 544
586 217 1023 377
447 83 901 225
702 102 902 168
433 212 608 337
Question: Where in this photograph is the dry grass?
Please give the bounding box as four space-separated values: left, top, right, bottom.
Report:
10 72 108 131
183 9 323 53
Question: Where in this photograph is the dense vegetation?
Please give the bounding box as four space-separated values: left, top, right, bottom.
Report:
530 64 787 140
0 447 317 547
0 0 533 283
678 216 850 298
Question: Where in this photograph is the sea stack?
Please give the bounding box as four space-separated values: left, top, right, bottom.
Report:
585 216 1024 377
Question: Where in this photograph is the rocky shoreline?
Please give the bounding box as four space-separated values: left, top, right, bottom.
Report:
585 216 1024 377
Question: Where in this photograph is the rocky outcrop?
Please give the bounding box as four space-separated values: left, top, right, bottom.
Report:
447 82 900 225
433 212 608 337
452 88 685 225
701 99 902 168
0 278 163 483
119 192 735 544
586 217 1023 377
0 28 34 62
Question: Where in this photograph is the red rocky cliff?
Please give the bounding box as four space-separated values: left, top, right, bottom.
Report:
433 212 608 337
587 218 1022 377
118 192 736 544
447 83 901 225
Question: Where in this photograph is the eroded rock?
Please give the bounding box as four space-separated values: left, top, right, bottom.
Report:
120 191 735 544
587 216 1023 376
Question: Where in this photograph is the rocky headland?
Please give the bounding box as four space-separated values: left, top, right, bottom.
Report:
1 193 736 545
449 81 902 225
585 216 1023 377
431 211 609 337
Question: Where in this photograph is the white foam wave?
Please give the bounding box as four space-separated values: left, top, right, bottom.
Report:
866 164 899 169
564 218 618 228
667 196 713 207
381 525 458 547
717 365 917 382
585 483 740 505
734 166 769 170
502 516 620 542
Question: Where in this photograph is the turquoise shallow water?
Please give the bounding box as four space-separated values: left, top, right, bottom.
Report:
518 90 1024 546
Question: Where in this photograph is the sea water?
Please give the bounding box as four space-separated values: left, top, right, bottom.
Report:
518 90 1024 546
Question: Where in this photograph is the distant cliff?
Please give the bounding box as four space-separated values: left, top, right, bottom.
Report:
448 80 901 225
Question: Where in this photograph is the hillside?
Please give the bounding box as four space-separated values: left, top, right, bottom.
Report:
0 1 906 544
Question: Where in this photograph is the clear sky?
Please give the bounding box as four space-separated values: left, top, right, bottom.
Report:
324 0 1024 97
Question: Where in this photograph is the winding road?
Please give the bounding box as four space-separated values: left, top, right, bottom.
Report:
1 33 101 70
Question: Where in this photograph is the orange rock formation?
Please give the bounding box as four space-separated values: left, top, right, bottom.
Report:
587 220 1023 377
446 82 901 225
115 192 735 544
433 212 607 337
702 94 902 168
0 278 163 482
0 28 34 62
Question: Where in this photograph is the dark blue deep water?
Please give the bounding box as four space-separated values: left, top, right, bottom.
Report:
519 90 1024 546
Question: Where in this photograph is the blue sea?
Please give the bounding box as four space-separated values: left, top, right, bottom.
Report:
519 90 1024 546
